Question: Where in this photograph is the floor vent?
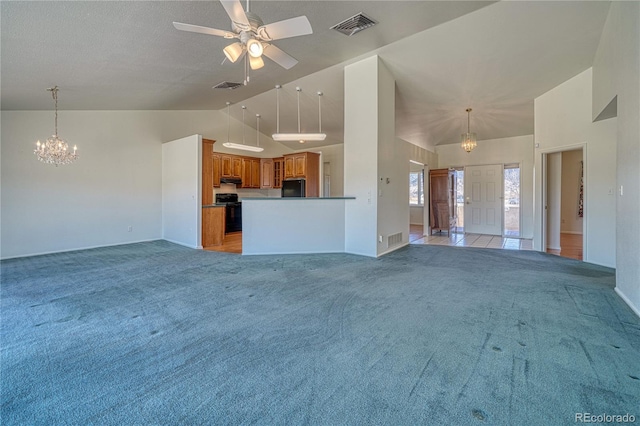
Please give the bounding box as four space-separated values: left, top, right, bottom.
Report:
213 81 242 90
330 13 377 36
388 232 403 248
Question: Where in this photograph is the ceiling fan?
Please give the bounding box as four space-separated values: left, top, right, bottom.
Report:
173 0 312 72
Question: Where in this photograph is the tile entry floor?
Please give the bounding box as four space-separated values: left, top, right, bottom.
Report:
410 226 533 251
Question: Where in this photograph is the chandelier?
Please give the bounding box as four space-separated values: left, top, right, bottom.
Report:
34 86 78 166
461 107 477 153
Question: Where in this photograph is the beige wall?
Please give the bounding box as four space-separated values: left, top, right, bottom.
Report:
534 68 617 268
0 110 291 259
592 1 640 316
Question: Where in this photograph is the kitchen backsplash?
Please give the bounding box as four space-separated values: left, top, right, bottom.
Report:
213 184 281 199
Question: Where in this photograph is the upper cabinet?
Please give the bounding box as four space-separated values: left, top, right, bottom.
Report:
221 154 241 179
212 154 221 188
202 139 215 205
206 150 318 196
273 158 283 189
241 157 261 189
283 152 320 197
261 159 273 189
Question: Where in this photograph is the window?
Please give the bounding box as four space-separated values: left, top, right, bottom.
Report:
410 170 424 205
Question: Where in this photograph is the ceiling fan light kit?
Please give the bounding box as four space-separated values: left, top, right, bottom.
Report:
461 108 477 153
223 42 244 63
272 85 326 143
173 0 313 81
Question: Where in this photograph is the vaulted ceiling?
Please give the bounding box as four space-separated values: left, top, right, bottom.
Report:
1 1 611 150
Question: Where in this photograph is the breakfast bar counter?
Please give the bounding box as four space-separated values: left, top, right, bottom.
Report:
241 197 355 255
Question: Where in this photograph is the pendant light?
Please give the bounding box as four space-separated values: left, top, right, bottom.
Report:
272 85 326 143
34 86 78 166
223 103 264 152
461 108 477 153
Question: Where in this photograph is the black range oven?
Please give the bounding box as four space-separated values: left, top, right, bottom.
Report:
215 193 242 233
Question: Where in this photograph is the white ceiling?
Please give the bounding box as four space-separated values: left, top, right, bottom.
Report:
1 1 611 150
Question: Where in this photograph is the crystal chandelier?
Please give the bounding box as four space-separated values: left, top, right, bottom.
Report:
461 108 477 153
34 86 78 166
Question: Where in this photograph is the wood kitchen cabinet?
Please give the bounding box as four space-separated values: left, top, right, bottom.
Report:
202 206 225 247
241 157 261 189
282 152 320 197
220 154 242 179
260 159 273 188
202 139 215 205
212 154 221 188
429 168 456 235
232 157 242 179
273 157 283 188
221 155 232 178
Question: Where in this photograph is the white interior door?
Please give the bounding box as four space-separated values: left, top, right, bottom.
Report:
464 164 503 235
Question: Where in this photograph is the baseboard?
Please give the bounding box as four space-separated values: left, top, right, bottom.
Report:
561 231 583 235
162 239 199 250
546 245 561 251
615 287 640 319
377 242 410 257
0 238 161 260
409 223 424 226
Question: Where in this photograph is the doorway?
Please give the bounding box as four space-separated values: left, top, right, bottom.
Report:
504 164 521 237
454 169 464 233
464 164 503 236
542 148 584 261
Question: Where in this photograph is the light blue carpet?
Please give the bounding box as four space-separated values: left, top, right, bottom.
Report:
1 241 639 425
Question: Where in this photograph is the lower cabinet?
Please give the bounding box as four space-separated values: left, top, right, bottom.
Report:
202 207 225 247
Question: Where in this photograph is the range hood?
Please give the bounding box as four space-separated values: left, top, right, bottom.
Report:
220 177 242 185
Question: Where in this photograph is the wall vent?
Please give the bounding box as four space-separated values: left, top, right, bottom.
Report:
387 232 403 248
213 81 242 90
330 13 377 36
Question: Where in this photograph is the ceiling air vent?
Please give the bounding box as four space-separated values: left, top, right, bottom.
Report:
213 81 242 90
331 12 377 36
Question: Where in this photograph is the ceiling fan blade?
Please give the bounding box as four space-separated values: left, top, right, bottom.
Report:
262 44 298 70
173 22 234 38
219 0 250 31
257 16 312 41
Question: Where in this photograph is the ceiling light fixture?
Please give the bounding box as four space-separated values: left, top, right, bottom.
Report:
223 42 244 63
272 85 326 143
222 102 264 153
461 108 477 153
246 38 263 58
249 55 264 70
34 86 78 166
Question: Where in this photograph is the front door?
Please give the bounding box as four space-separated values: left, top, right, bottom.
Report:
464 164 503 235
